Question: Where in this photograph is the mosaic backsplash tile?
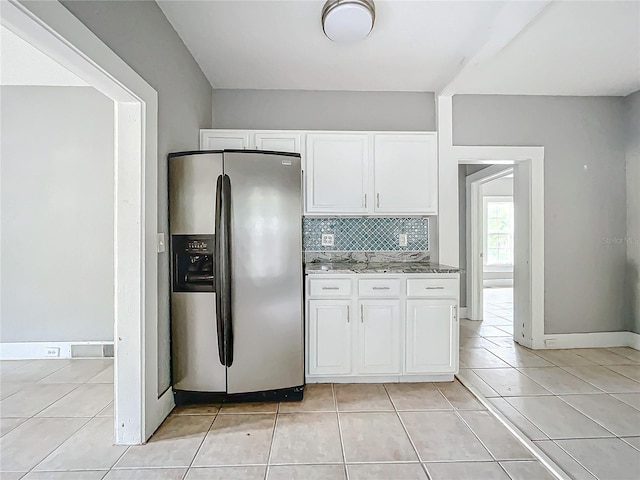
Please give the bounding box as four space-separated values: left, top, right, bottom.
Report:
303 217 429 252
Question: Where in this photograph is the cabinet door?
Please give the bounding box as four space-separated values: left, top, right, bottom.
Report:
405 299 457 374
306 134 369 214
308 300 352 375
255 133 301 153
357 300 400 374
200 130 250 150
373 134 437 214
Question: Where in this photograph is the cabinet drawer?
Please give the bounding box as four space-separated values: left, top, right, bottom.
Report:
309 278 352 297
406 278 457 297
358 278 400 297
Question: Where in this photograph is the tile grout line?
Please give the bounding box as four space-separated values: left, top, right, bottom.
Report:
171 405 219 480
263 400 280 480
456 375 571 480
554 364 640 392
546 438 602 480
332 384 350 480
381 384 432 480
451 408 499 462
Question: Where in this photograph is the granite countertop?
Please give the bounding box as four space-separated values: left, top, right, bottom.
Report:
305 262 460 274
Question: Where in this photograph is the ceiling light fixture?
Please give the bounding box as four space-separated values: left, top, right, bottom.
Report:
322 0 376 44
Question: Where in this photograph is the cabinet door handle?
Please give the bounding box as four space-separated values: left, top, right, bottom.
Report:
364 194 367 208
376 193 380 208
346 306 350 323
372 286 390 290
322 286 340 290
425 286 445 290
360 304 364 323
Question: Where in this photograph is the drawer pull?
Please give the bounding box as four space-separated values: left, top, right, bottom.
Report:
425 286 445 290
322 286 340 290
372 286 390 290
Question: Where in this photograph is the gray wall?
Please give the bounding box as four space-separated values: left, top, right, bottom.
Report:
453 95 627 335
62 0 213 392
1 86 114 342
212 89 436 131
625 90 640 333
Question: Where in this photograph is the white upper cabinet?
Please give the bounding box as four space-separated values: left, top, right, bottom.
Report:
373 134 438 214
200 129 438 215
255 132 301 153
200 130 250 150
306 133 369 214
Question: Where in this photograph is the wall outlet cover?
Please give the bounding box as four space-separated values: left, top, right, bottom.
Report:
321 233 335 247
45 347 60 357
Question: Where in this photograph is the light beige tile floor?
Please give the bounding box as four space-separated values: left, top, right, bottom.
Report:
1 286 636 480
459 287 640 480
2 355 556 479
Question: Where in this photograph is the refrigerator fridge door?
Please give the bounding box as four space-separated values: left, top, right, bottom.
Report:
169 152 226 393
223 151 304 394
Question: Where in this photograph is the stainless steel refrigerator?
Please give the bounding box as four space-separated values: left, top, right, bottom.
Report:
168 150 304 403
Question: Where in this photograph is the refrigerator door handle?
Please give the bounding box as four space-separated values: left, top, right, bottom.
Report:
222 174 234 367
214 174 226 366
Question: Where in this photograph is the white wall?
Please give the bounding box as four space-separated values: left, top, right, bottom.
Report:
625 90 640 333
212 89 436 131
61 0 213 393
1 86 114 343
481 176 513 196
453 95 627 335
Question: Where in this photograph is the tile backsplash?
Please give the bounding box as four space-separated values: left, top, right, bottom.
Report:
303 217 429 252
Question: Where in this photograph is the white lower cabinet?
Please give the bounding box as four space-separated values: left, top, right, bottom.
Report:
306 273 459 382
307 300 351 375
405 299 457 374
358 300 401 374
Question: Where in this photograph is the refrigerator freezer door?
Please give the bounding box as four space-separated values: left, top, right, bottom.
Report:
224 151 304 394
169 152 226 392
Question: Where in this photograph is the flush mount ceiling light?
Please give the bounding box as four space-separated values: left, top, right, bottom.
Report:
322 0 376 44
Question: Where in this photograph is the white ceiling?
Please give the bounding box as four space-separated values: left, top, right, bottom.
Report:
158 0 640 96
453 1 640 96
0 25 88 87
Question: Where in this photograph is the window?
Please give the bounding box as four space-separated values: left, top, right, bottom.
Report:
483 197 514 265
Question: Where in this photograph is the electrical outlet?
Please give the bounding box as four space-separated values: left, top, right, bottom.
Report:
321 233 335 247
45 347 60 357
398 234 408 247
544 337 558 348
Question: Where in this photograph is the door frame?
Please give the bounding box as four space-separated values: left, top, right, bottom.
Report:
465 166 514 322
454 146 545 349
1 0 171 443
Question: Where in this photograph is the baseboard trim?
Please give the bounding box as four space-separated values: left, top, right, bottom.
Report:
0 341 114 360
306 374 455 383
542 331 640 350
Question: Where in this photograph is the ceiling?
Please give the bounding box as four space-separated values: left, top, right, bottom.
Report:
0 25 88 86
158 0 640 96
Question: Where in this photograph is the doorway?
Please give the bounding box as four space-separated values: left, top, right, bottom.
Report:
453 145 545 350
1 1 170 443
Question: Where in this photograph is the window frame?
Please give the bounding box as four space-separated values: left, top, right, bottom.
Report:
483 195 514 267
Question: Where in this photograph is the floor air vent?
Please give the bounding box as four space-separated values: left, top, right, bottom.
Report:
70 343 114 358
